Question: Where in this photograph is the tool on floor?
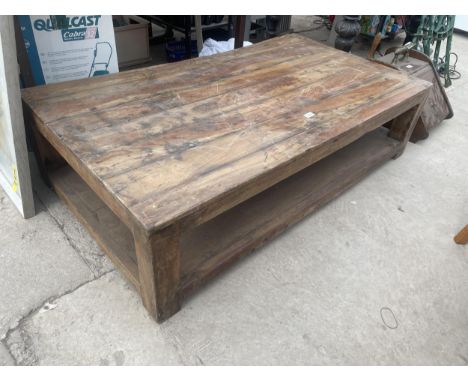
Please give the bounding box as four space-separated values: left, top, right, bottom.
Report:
88 42 113 77
390 42 415 64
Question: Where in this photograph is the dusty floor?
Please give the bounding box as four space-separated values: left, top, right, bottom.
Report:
1 17 468 365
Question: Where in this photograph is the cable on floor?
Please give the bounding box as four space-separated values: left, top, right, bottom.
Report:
437 52 462 80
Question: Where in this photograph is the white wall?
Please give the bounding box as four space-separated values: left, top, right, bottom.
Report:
455 15 468 32
0 15 34 218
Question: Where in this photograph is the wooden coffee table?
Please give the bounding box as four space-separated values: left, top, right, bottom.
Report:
22 35 431 322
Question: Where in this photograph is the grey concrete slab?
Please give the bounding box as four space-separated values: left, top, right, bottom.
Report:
6 272 182 365
161 192 468 365
0 190 94 340
11 114 468 364
0 342 14 366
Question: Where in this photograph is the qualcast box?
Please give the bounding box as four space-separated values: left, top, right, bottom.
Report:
18 15 119 85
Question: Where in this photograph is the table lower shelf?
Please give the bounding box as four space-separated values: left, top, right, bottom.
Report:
48 127 401 301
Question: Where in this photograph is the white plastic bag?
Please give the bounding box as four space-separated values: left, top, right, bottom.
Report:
199 38 253 57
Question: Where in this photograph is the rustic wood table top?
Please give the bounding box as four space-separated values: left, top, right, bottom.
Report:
22 34 430 234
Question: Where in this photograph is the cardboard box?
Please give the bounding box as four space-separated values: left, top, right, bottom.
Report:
114 16 151 68
18 15 119 85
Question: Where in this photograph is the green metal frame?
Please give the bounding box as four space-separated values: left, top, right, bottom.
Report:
411 15 455 87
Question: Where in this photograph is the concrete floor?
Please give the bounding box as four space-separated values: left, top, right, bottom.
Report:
1 17 468 365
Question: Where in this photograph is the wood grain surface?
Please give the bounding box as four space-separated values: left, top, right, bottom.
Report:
22 34 431 234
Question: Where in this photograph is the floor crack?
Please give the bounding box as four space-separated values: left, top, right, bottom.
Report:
1 338 18 366
1 269 115 345
1 189 116 364
34 190 106 278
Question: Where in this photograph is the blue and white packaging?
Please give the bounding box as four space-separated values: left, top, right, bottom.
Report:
18 15 119 85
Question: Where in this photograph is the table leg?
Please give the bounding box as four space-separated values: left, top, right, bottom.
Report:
184 16 192 59
234 16 246 49
194 15 203 53
388 97 427 158
23 106 65 186
134 224 181 322
409 117 429 143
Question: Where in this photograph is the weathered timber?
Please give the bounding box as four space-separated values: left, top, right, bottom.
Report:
22 34 431 321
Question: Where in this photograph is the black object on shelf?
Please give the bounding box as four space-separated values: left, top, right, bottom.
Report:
139 15 231 54
166 40 198 62
202 28 231 42
265 16 292 37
